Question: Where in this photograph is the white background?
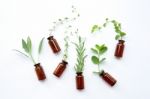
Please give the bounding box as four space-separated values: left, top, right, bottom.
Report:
0 0 150 99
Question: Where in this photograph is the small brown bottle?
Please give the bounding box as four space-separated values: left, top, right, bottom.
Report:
100 70 117 86
47 36 61 53
53 60 68 77
34 63 46 80
115 40 125 58
76 72 84 90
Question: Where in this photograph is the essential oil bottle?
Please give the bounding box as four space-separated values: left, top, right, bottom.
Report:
34 63 46 80
76 72 84 90
53 60 68 77
100 70 117 86
47 36 61 53
115 40 125 58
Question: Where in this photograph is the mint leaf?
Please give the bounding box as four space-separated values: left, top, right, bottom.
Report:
91 48 98 54
91 56 100 64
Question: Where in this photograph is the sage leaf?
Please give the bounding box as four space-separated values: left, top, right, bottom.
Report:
38 37 44 54
27 36 32 53
22 39 29 53
13 49 29 57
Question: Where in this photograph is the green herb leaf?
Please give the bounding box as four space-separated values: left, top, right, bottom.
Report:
74 36 87 73
91 56 100 64
91 25 101 33
103 23 107 27
22 39 29 53
38 37 44 54
115 35 120 40
99 58 106 63
99 46 107 54
95 44 101 51
91 48 98 54
13 49 29 57
120 32 126 37
27 36 32 53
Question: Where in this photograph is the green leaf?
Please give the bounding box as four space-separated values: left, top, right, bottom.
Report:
99 58 106 63
22 39 29 53
91 56 100 64
115 35 120 40
27 36 32 53
103 23 107 27
99 45 107 54
91 48 98 54
91 25 101 33
120 32 126 37
13 49 29 57
95 44 101 51
38 37 44 54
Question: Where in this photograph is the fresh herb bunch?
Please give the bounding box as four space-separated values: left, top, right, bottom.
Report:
91 18 109 33
111 20 126 40
73 36 87 73
14 37 44 64
91 18 126 40
91 44 107 74
63 36 69 61
49 5 80 35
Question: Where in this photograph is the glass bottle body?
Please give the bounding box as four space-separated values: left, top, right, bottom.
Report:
34 63 46 80
100 70 117 86
47 36 61 53
115 40 125 58
53 60 68 77
76 72 84 90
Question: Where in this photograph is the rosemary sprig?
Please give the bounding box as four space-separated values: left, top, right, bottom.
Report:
73 36 87 73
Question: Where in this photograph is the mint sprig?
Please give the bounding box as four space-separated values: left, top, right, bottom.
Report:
91 44 107 74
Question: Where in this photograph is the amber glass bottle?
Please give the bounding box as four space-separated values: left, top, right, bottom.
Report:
53 60 68 77
47 36 61 53
76 72 84 90
34 63 46 80
115 40 125 58
100 70 117 86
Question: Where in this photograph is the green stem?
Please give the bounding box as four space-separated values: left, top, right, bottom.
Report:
97 54 101 72
120 35 123 40
29 53 36 64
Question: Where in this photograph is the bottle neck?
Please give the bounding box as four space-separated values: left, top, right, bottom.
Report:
76 72 83 76
118 40 125 44
34 63 40 67
47 36 54 40
99 70 105 76
62 60 68 65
